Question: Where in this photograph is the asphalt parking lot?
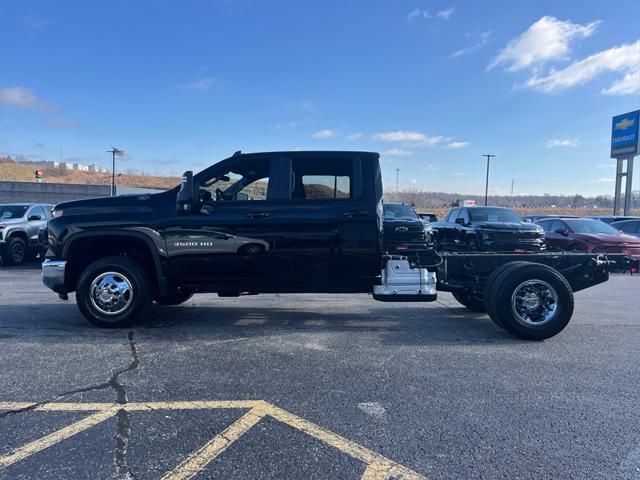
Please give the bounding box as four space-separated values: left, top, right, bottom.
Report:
1 264 639 480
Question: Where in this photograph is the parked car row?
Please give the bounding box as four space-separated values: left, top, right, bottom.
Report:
420 206 640 257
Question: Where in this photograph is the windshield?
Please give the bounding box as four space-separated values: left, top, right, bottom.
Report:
469 208 521 222
0 205 28 220
383 204 418 219
565 219 620 235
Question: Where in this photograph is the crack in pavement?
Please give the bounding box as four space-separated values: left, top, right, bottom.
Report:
0 331 140 480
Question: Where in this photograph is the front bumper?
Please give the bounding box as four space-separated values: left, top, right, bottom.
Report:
42 260 67 293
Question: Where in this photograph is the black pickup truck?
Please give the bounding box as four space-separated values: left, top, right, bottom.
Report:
42 151 637 340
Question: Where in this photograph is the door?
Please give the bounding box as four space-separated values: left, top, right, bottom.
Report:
163 154 282 286
453 208 471 248
25 205 47 247
438 208 459 250
271 154 378 291
539 220 568 251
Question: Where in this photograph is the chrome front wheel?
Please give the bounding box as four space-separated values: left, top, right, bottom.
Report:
89 271 134 315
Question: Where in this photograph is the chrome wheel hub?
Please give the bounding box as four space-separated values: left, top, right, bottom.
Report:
89 272 134 315
511 280 558 326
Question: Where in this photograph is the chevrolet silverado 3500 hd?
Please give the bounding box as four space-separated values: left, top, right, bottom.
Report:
42 151 637 339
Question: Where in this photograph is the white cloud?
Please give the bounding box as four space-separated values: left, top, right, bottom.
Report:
382 148 413 157
602 70 640 95
453 172 464 176
46 118 78 128
0 86 49 111
373 130 448 146
436 8 454 20
24 16 47 29
446 141 470 149
546 137 580 148
345 132 363 141
488 16 599 72
407 7 453 22
274 120 305 129
408 178 418 184
179 77 215 91
312 129 336 139
423 164 438 172
450 31 492 58
597 177 614 183
525 40 640 94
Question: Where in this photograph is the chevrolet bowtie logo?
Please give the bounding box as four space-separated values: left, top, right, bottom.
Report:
614 117 635 131
395 226 409 232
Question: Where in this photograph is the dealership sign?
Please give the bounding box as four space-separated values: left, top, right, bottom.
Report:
611 110 640 158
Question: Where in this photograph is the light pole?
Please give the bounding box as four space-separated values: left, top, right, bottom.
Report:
482 154 495 206
510 178 515 205
107 147 124 196
396 168 400 193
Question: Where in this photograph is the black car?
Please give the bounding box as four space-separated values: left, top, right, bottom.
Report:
588 215 640 225
432 206 545 252
382 203 433 254
522 214 578 223
610 219 640 238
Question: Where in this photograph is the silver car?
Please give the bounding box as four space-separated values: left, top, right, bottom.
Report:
0 203 53 265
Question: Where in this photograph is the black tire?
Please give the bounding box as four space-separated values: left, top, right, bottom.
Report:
76 256 153 328
1 237 28 266
483 261 531 328
238 243 265 255
155 290 193 306
451 291 486 312
568 243 585 252
26 249 40 262
491 264 574 340
465 236 480 252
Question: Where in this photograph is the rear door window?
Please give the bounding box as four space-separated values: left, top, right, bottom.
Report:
291 157 355 200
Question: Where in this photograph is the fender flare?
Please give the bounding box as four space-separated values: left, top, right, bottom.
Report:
62 229 168 294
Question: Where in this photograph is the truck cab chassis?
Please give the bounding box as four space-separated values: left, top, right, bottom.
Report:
42 151 638 340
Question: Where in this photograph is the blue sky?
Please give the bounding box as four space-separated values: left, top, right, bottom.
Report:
1 0 639 195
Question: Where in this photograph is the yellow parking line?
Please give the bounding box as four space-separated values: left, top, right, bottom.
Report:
0 407 118 469
0 401 428 479
161 406 267 480
360 462 393 479
262 402 426 480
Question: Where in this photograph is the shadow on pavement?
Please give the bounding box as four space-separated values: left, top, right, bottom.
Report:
1 296 524 347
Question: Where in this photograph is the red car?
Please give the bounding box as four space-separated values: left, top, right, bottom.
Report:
536 218 640 256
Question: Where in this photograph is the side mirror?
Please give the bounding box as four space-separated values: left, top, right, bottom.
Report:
176 171 195 215
28 215 42 221
455 218 466 225
554 228 568 236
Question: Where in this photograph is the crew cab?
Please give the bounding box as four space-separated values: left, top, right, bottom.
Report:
0 203 53 265
42 151 638 340
432 206 545 252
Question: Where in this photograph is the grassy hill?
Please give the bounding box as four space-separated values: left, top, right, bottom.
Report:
0 158 179 190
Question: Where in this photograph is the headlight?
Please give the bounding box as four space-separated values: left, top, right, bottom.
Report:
52 209 63 218
0 223 5 231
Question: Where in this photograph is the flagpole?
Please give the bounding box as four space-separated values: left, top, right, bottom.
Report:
111 149 116 196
